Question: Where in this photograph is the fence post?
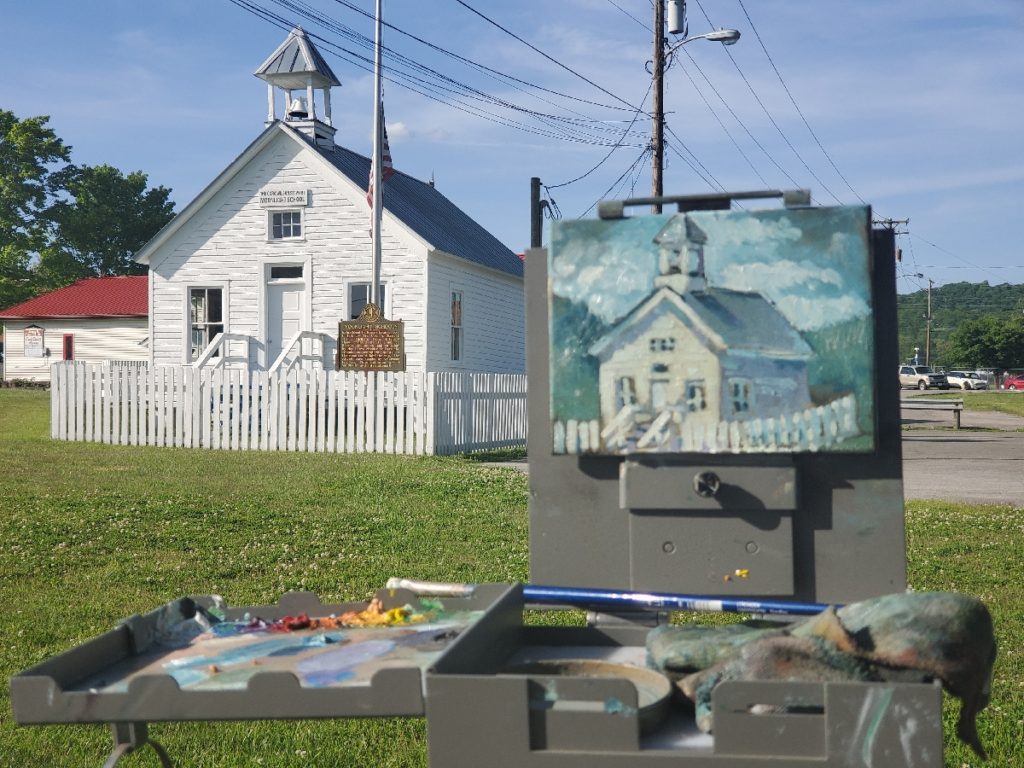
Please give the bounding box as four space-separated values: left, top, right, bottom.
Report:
425 372 436 455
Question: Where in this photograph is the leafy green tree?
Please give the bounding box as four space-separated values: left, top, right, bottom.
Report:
0 111 71 308
35 164 174 290
944 314 1024 370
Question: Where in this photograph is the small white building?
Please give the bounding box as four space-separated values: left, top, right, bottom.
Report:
136 27 524 374
0 276 149 383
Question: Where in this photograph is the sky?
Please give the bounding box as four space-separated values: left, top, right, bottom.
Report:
550 207 873 330
3 0 1021 294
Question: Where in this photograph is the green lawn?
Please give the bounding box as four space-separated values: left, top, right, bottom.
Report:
2 389 1021 767
932 389 1024 418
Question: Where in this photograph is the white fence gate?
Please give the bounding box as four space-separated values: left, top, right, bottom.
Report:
50 363 527 455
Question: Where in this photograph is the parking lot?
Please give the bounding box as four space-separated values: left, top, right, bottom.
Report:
901 396 1024 505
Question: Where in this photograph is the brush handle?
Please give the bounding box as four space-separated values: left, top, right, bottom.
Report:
386 579 833 616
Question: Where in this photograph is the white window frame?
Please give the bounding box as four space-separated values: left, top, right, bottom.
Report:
267 209 304 241
185 285 227 363
347 281 389 320
615 376 637 411
648 337 676 352
730 378 752 413
685 379 707 412
450 288 463 362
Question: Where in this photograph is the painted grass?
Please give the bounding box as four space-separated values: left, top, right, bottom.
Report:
2 389 1022 766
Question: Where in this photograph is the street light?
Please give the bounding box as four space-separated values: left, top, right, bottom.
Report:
668 28 741 54
651 2 741 212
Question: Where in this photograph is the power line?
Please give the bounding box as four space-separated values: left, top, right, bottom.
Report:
450 0 641 111
731 0 867 205
690 0 843 204
678 47 801 188
580 148 652 218
547 81 654 189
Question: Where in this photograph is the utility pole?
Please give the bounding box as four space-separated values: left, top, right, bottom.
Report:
651 0 665 214
649 4 738 215
925 278 934 367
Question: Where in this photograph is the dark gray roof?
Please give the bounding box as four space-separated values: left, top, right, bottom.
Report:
592 286 810 359
255 27 341 89
309 136 523 278
683 288 811 356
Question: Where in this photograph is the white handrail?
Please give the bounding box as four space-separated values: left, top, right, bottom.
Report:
268 330 332 373
192 333 251 369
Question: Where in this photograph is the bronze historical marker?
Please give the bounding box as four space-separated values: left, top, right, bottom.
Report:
336 303 406 371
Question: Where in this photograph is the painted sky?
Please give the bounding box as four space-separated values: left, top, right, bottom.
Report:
550 206 871 332
2 1 1020 292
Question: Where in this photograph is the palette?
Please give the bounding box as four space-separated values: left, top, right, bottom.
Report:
11 585 509 724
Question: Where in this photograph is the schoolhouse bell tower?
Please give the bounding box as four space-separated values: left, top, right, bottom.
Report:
255 26 341 149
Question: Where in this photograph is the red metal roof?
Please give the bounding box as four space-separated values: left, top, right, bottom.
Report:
0 276 148 319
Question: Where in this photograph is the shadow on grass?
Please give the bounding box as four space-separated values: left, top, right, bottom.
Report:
461 447 528 462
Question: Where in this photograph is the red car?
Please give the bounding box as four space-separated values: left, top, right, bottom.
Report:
1003 373 1024 391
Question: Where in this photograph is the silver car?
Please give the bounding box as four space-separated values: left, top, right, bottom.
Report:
946 371 988 390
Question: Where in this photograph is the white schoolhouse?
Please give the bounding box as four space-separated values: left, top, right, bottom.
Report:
135 27 524 374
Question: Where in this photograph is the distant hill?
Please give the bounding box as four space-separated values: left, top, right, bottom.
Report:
897 281 1024 367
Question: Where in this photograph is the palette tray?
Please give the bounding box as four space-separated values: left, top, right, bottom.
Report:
10 584 511 724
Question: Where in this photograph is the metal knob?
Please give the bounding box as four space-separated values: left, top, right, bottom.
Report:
693 471 721 498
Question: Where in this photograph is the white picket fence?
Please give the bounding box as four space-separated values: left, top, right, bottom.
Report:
50 363 527 455
555 394 860 454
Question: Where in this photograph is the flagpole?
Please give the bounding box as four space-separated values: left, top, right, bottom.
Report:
370 0 384 308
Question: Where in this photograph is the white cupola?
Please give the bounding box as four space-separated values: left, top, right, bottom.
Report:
653 214 709 294
254 26 341 149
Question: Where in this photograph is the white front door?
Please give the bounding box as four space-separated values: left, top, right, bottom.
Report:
267 282 305 366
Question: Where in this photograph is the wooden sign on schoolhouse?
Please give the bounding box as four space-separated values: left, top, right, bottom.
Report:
336 303 406 372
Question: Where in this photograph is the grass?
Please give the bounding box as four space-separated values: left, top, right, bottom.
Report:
930 390 1024 418
2 389 1022 766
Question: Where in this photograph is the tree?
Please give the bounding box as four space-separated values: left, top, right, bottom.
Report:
35 164 174 290
0 111 71 308
944 314 1024 370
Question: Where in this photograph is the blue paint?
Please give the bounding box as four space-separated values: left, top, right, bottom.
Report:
165 666 211 688
163 633 346 675
297 639 396 687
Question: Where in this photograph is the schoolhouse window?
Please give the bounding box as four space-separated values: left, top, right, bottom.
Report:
189 288 224 361
649 337 676 352
450 290 463 361
615 376 637 410
685 380 707 412
731 379 752 413
652 362 669 374
269 265 304 280
269 210 302 240
62 334 75 361
349 283 386 319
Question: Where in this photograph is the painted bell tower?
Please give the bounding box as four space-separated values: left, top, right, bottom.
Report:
254 26 341 149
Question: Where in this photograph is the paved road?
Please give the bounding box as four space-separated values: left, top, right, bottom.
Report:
900 395 1024 505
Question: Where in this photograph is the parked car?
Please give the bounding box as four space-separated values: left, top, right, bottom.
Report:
946 371 988 390
1002 373 1024 391
898 365 950 390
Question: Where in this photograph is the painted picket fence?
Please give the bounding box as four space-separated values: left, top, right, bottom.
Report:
555 394 860 454
50 362 527 455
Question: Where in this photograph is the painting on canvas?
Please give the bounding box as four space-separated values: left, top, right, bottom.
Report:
548 205 876 455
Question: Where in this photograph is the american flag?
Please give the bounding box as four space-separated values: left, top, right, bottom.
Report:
367 108 396 207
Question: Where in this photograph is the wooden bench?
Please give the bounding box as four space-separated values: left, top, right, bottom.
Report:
901 398 964 429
